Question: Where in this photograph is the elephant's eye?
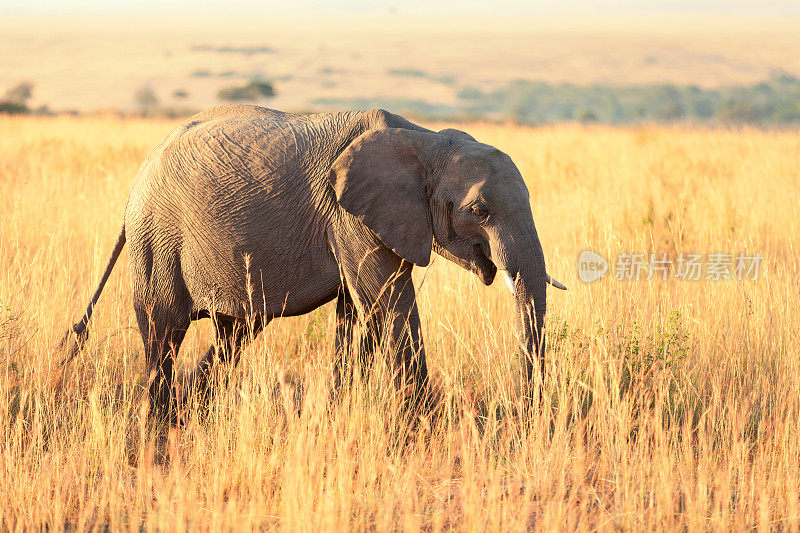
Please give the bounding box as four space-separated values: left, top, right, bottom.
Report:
471 204 489 219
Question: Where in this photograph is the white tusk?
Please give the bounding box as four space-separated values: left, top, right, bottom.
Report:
502 270 515 294
503 271 567 292
547 275 568 290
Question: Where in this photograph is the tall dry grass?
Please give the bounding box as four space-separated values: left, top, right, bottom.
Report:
1 114 798 530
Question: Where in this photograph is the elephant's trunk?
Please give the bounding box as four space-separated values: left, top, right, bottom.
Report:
498 216 548 393
513 267 547 387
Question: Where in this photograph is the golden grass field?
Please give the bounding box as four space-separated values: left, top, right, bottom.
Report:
1 113 799 530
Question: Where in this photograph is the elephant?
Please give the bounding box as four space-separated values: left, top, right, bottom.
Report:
62 105 565 420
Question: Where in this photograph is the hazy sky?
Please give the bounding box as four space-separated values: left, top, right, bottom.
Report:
2 0 798 15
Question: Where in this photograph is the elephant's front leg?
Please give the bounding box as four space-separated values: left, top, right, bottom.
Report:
332 284 356 391
331 222 429 401
379 290 428 398
356 267 428 400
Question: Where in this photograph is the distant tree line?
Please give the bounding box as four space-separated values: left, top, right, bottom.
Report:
316 70 800 127
457 71 800 126
4 71 799 126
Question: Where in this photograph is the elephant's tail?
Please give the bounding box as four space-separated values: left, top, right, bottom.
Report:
58 225 126 365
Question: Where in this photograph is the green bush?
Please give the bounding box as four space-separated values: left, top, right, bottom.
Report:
217 81 275 102
0 81 34 114
575 107 598 123
0 102 29 114
388 68 426 78
134 85 159 109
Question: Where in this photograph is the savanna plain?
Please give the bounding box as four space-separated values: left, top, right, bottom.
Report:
1 114 799 530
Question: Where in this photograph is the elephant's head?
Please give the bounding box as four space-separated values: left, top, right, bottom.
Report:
329 123 565 386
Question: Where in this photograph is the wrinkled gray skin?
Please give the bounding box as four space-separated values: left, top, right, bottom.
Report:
65 106 550 419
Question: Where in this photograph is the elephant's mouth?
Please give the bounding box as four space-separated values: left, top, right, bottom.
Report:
432 241 496 286
472 242 497 286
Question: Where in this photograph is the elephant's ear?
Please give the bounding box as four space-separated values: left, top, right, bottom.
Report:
329 128 447 267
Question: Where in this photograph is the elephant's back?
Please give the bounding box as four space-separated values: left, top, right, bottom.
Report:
124 106 346 317
181 104 291 123
127 106 327 222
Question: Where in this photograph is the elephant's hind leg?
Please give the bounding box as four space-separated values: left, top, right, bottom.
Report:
134 304 190 423
190 315 266 409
